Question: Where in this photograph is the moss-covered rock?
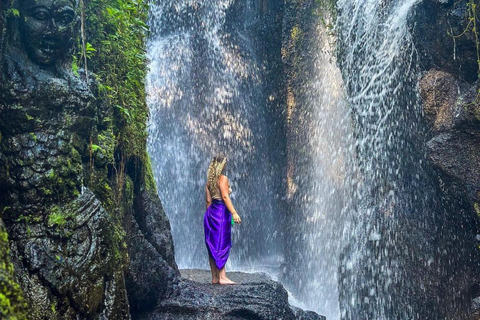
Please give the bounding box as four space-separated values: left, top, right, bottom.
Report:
0 219 26 320
0 0 179 317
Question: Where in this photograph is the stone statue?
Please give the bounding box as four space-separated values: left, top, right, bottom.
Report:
18 0 77 66
0 0 130 317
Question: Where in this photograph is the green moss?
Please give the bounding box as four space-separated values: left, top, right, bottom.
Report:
50 301 57 315
0 223 27 319
6 8 20 18
40 187 53 196
47 210 66 228
291 25 303 44
46 205 78 239
82 0 149 161
143 153 158 194
15 214 42 224
97 133 115 162
475 202 480 218
28 132 36 142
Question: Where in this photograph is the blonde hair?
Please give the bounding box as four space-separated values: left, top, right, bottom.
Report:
207 155 227 189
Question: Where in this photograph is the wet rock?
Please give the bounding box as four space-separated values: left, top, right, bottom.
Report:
125 209 179 315
472 296 480 319
6 188 131 319
427 131 480 200
133 186 178 270
419 70 460 131
0 0 142 316
410 0 480 316
419 68 480 213
411 0 479 82
136 269 325 320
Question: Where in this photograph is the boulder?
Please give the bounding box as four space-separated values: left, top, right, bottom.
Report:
137 269 325 320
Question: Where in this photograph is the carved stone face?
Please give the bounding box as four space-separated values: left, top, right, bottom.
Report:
19 0 76 65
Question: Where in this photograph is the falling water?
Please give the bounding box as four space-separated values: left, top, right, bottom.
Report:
334 0 450 319
147 0 457 318
146 1 283 269
283 6 353 319
286 0 450 318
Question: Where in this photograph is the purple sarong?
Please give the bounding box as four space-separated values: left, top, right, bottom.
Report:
204 199 232 270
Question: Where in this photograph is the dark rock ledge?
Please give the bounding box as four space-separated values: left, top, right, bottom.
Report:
137 269 325 320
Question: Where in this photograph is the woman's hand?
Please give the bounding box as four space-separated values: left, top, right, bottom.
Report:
232 212 241 224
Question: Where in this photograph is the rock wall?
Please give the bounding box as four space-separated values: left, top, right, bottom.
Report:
336 1 480 319
0 0 179 318
412 1 480 318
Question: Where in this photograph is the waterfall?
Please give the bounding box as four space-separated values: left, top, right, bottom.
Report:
334 0 449 319
146 0 458 319
146 1 284 270
282 6 353 319
286 0 450 318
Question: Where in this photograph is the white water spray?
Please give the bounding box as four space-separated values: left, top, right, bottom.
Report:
146 0 282 270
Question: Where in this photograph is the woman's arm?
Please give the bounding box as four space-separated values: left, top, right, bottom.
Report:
205 185 212 209
219 175 241 223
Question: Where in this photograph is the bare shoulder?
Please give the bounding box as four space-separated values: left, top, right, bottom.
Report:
218 175 228 184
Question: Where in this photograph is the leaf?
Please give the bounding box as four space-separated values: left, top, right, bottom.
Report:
86 42 97 53
91 144 104 152
114 105 132 119
71 59 79 77
7 8 20 17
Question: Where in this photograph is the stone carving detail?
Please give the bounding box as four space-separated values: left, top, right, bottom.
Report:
8 189 129 318
0 0 131 317
18 0 77 66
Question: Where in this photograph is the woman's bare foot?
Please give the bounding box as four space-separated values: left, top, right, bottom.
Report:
217 266 235 284
219 277 236 285
212 276 220 284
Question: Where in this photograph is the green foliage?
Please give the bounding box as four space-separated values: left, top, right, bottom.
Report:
291 25 303 43
82 0 149 160
6 8 19 18
47 210 66 228
314 0 337 24
449 0 480 103
90 143 103 153
0 224 27 319
85 42 97 59
71 57 79 77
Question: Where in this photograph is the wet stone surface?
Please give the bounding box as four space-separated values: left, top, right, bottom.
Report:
180 268 273 284
135 269 325 320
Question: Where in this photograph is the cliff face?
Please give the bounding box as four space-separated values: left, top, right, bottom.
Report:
0 0 178 317
0 4 27 319
334 1 480 319
412 1 480 318
413 0 480 230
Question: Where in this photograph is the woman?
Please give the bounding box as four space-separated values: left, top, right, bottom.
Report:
204 155 241 284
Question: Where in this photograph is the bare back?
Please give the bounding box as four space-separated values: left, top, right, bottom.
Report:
208 175 231 200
